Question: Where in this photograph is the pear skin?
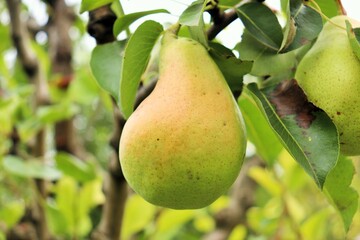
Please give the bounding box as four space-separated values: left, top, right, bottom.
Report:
296 16 360 156
119 31 247 209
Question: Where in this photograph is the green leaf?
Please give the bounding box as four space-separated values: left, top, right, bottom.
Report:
110 0 124 18
310 0 340 18
121 194 157 239
55 152 96 183
0 24 11 53
80 0 113 13
245 81 339 188
17 117 43 142
300 208 331 239
54 177 77 235
239 93 282 164
209 43 252 92
154 209 196 239
46 203 69 235
220 0 241 6
3 156 62 181
281 0 323 51
346 21 360 60
37 103 79 124
324 156 358 232
119 20 163 118
0 201 25 228
248 166 282 196
228 225 247 240
188 17 209 48
90 40 127 102
68 67 101 105
179 0 205 26
0 97 21 135
237 2 283 51
76 181 102 237
237 30 297 80
113 9 169 36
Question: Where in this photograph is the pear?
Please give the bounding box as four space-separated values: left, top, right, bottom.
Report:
119 30 247 209
295 16 360 156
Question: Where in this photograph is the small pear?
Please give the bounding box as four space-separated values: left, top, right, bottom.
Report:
119 30 247 209
295 16 360 155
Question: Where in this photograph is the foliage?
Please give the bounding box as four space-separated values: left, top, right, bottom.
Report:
1 0 360 239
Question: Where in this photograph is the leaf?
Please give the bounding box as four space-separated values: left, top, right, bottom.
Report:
193 215 215 232
188 17 208 48
46 203 69 235
0 201 25 228
0 97 21 135
110 0 124 17
220 0 241 6
54 177 77 235
119 20 163 118
68 67 101 105
236 30 297 80
76 181 103 237
80 0 113 13
248 166 282 196
324 156 358 232
281 0 323 51
55 152 96 183
228 225 247 240
154 209 196 239
113 9 169 36
3 156 62 181
346 21 360 60
179 0 205 26
37 103 80 124
121 195 157 239
245 81 339 188
209 43 252 92
310 0 340 18
237 2 283 51
300 208 331 239
17 117 42 142
90 40 127 102
239 93 282 164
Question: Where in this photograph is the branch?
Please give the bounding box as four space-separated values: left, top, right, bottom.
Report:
87 5 117 44
45 0 88 159
5 0 50 239
207 9 238 41
5 0 49 105
87 5 126 240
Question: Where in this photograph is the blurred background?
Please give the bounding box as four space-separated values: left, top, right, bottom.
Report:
1 0 360 239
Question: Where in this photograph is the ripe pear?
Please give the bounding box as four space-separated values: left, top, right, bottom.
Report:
295 15 360 156
119 30 247 209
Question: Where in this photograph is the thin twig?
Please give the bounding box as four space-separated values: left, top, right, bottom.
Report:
206 9 238 40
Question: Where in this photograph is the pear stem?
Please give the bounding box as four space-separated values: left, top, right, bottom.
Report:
162 23 181 45
166 22 181 36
